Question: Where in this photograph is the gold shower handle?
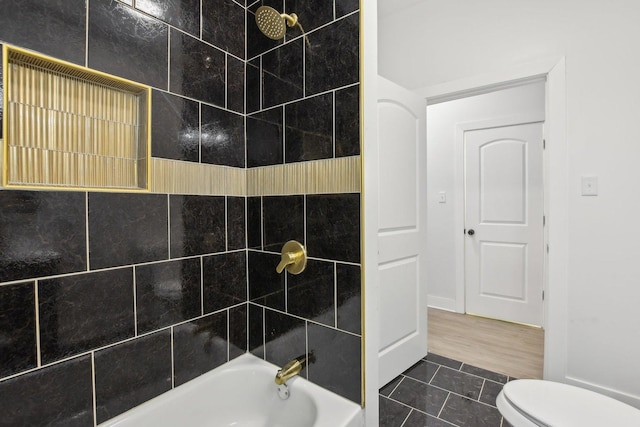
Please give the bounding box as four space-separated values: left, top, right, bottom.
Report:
276 240 307 274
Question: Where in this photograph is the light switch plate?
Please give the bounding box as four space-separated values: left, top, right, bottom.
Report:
581 176 598 196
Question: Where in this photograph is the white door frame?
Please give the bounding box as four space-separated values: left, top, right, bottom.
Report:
416 57 568 383
455 113 546 319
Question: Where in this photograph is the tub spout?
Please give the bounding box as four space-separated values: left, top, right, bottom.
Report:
275 353 314 385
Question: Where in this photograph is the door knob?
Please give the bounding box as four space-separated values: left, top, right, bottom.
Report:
467 229 475 236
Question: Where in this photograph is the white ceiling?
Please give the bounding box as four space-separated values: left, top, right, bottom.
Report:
378 0 424 18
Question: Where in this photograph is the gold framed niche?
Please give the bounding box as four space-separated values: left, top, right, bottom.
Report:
2 45 151 191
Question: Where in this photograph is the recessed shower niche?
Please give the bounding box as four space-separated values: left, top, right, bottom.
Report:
2 45 151 191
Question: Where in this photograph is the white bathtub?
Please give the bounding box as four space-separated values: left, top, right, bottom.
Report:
100 353 363 427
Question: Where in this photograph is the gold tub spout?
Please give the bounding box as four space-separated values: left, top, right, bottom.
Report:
274 353 315 385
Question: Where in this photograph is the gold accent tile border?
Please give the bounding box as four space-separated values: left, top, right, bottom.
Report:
149 156 361 196
248 156 361 196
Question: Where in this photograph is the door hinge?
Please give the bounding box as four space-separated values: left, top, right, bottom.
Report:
543 139 546 149
543 215 546 226
542 290 545 301
463 228 466 235
546 244 550 253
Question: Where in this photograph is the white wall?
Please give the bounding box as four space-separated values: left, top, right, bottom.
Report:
426 82 545 311
379 0 640 406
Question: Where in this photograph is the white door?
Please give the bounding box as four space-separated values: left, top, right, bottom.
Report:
464 122 544 326
377 76 428 386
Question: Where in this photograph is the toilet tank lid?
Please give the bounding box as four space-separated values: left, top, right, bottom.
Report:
502 380 640 427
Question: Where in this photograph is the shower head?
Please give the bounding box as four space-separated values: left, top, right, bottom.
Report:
255 6 299 40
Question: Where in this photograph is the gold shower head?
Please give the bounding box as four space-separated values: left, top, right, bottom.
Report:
255 6 299 40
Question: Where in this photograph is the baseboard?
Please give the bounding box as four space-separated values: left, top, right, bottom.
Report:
565 376 640 409
427 296 458 312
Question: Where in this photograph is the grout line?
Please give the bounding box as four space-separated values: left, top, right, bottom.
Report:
34 281 41 367
261 305 266 360
167 194 171 258
304 320 309 380
398 409 413 427
85 0 90 68
284 271 288 312
479 379 487 401
167 28 171 92
170 327 175 389
259 197 264 250
91 352 97 427
198 103 202 163
224 54 228 109
133 266 138 336
332 90 336 158
200 256 204 315
224 196 229 251
281 105 286 164
303 195 307 245
226 309 230 361
86 193 90 271
200 0 203 40
333 262 338 328
437 392 450 419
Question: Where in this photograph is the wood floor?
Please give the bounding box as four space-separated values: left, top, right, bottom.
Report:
427 308 544 379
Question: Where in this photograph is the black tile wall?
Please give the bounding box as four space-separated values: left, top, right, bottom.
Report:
151 90 200 162
0 0 86 65
94 330 172 423
0 190 87 283
170 28 226 106
173 312 227 386
136 0 201 37
89 193 168 269
169 195 226 258
89 0 169 89
39 268 135 364
203 0 246 59
1 0 362 423
201 105 246 167
0 282 36 377
135 258 202 334
0 355 94 426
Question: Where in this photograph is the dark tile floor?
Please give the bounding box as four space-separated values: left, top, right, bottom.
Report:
379 353 515 427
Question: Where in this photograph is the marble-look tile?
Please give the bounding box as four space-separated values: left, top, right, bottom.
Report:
247 0 283 59
0 0 86 65
439 394 503 427
287 259 334 326
0 191 86 283
462 363 508 384
227 197 246 250
247 107 284 167
285 0 333 39
426 353 463 370
431 366 485 400
170 28 225 106
89 0 168 89
248 251 285 310
479 380 504 406
89 193 168 269
203 0 245 59
262 40 303 108
0 355 93 426
0 282 36 377
379 375 402 397
229 304 248 359
336 0 360 17
285 93 333 162
307 323 361 403
136 0 200 37
151 90 200 162
247 197 263 249
173 312 227 386
246 58 261 113
135 258 202 334
379 396 411 427
201 105 246 168
170 195 226 257
389 376 449 416
262 195 304 252
95 330 172 423
403 360 437 384
306 194 360 263
335 85 360 157
336 263 361 334
407 411 453 427
39 268 135 364
248 303 265 359
305 13 359 95
227 56 246 114
203 251 247 313
264 309 306 369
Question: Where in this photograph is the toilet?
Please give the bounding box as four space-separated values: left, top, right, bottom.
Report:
496 379 640 426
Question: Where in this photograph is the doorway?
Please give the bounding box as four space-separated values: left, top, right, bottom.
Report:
425 80 546 377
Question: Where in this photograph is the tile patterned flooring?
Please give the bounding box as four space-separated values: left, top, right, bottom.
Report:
379 353 515 427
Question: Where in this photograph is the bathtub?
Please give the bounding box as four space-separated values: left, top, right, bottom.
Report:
100 353 363 427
